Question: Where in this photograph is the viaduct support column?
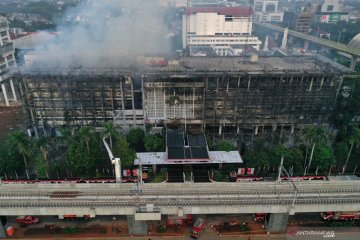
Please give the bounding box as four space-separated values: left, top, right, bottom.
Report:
266 213 289 233
350 56 358 71
127 215 148 235
281 28 288 50
10 79 17 102
304 40 309 50
1 83 9 106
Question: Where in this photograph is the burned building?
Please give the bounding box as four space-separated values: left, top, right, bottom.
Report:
21 56 346 135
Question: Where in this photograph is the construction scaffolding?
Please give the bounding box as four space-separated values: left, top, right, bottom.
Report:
20 56 347 134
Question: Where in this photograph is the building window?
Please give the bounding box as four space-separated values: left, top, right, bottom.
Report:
327 5 334 11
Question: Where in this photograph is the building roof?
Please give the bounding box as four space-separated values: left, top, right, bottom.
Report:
349 33 360 49
187 7 252 17
135 151 242 165
12 32 57 50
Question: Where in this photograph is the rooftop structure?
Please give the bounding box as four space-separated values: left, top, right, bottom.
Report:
0 16 18 106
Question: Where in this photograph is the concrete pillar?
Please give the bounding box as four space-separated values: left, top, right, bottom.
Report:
152 164 157 174
266 213 289 233
10 79 17 101
254 126 259 135
281 28 288 50
304 40 309 50
291 125 295 134
263 35 269 51
272 124 277 132
127 215 148 235
218 125 222 135
1 83 9 106
0 217 6 238
350 56 358 71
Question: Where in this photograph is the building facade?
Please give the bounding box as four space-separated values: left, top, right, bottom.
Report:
253 0 284 23
315 0 349 23
0 16 18 106
182 7 261 54
283 11 312 33
22 56 347 136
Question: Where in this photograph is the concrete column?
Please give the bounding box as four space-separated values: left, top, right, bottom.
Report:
263 35 269 51
266 213 289 233
218 125 222 135
281 28 288 50
10 79 17 101
152 164 157 174
1 83 9 106
255 126 259 135
272 124 277 132
350 56 358 71
127 215 148 235
0 217 6 238
291 125 295 134
304 40 309 50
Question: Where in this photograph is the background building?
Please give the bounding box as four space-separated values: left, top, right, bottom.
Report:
315 0 349 23
182 7 262 55
283 11 312 33
0 16 18 106
253 0 284 23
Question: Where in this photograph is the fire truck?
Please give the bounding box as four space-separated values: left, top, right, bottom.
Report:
16 216 40 226
321 212 360 221
166 214 192 227
191 217 206 239
254 213 266 222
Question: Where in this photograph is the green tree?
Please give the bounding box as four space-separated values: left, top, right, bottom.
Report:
35 136 49 178
0 142 22 177
312 144 335 174
303 126 328 173
34 153 47 179
144 134 164 152
113 135 136 167
342 126 360 174
127 128 145 151
8 131 32 168
102 121 117 150
216 140 234 152
66 134 95 177
78 127 94 154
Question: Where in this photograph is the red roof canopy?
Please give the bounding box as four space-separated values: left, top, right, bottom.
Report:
187 7 252 17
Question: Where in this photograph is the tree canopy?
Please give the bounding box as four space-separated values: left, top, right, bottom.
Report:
113 135 136 167
144 134 164 152
216 140 234 152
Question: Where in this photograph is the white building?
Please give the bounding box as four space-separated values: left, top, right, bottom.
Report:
253 0 284 22
320 0 340 13
182 7 261 55
0 17 18 106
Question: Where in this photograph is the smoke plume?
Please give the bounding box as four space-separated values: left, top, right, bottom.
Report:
25 0 172 70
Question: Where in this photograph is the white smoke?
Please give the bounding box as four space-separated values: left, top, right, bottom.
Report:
26 0 172 69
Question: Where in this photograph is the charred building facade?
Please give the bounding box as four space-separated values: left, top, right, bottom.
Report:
22 56 346 135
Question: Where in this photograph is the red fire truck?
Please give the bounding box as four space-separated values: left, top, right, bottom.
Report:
254 213 266 222
166 214 192 227
321 212 360 221
191 217 206 239
16 216 40 226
